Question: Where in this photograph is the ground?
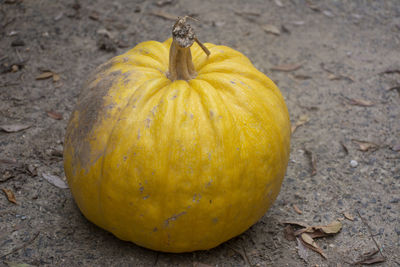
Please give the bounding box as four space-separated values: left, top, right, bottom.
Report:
0 0 399 266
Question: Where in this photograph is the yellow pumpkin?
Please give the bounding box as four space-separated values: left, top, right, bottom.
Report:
64 17 291 252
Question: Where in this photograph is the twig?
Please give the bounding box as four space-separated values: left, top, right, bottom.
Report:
227 244 251 266
0 231 40 259
356 211 384 258
153 252 159 266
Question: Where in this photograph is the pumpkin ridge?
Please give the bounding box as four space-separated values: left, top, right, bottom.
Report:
97 77 169 229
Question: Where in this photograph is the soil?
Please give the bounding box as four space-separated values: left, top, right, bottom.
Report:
1 0 400 266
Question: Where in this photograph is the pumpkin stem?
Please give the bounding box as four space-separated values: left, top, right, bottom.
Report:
168 16 210 81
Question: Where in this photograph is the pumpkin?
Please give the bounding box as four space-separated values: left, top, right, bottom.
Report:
64 17 291 252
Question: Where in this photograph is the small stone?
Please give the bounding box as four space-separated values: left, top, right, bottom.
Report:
350 160 358 168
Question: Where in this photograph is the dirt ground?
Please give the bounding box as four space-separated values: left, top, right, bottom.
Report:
1 0 399 266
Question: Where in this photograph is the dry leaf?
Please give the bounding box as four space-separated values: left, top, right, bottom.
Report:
318 220 342 234
354 253 386 265
300 233 327 258
352 139 379 152
293 204 303 214
291 115 309 133
36 72 53 80
193 262 213 267
263 24 280 35
42 173 68 189
274 0 283 7
284 225 296 241
340 141 349 155
52 73 60 82
392 144 400 152
283 221 310 228
47 110 63 120
149 11 177 21
0 123 31 133
293 74 312 80
305 149 317 176
2 188 17 204
271 63 302 72
343 212 354 221
296 237 309 262
345 97 374 107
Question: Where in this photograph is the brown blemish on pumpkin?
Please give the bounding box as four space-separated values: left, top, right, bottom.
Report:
164 211 187 227
65 69 122 172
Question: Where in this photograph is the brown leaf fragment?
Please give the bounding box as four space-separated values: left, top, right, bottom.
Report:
149 11 177 21
340 141 349 155
345 97 374 107
352 139 379 152
293 204 303 214
283 221 310 228
263 24 280 35
296 237 309 262
318 220 342 234
300 233 327 259
304 149 317 176
89 10 100 20
284 225 296 241
307 229 329 239
0 124 31 133
293 74 311 80
354 254 386 265
380 69 400 75
36 72 53 80
274 0 283 7
392 144 400 152
47 110 63 120
271 63 302 72
343 212 354 221
306 1 320 12
193 262 213 267
42 173 68 189
52 73 60 82
291 115 309 133
1 188 17 204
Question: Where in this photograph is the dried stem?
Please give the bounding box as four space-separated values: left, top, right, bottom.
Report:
168 16 210 81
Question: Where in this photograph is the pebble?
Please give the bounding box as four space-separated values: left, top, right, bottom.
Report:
350 160 358 168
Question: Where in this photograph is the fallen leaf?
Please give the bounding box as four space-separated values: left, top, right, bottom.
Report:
156 0 173 7
318 220 342 234
340 141 349 155
1 188 17 204
283 221 310 228
323 10 334 17
291 114 309 133
306 1 320 12
193 262 213 267
5 262 36 267
284 225 296 241
352 139 379 152
0 124 31 133
149 11 177 21
296 237 309 262
305 149 317 176
354 253 386 265
380 69 400 75
300 233 327 258
392 144 400 152
274 0 283 7
263 24 280 35
343 212 354 221
293 204 303 214
345 97 374 107
52 73 60 82
42 173 68 189
293 74 312 80
271 63 302 72
36 72 53 80
47 110 63 120
89 10 100 20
